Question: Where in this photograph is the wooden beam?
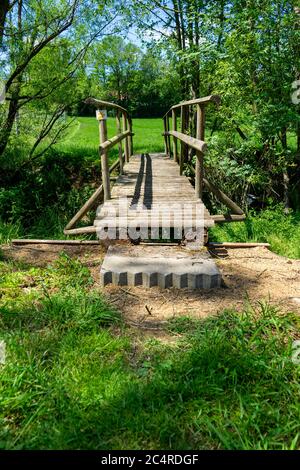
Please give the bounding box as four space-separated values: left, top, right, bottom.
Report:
65 185 103 230
172 94 221 110
171 109 178 162
163 95 221 118
208 242 270 248
99 130 132 155
64 157 124 231
12 239 101 246
64 226 97 235
122 113 130 163
116 110 123 174
128 116 133 157
109 156 124 174
84 97 128 114
163 117 169 156
204 179 244 215
180 106 185 174
211 214 246 223
195 105 205 198
166 115 171 158
166 130 207 153
99 117 111 201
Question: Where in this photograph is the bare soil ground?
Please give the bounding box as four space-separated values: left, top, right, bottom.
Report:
2 244 300 329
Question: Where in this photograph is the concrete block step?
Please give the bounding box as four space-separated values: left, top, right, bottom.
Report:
100 245 222 289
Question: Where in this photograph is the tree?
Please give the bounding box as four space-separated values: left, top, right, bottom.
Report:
0 0 119 162
92 36 141 106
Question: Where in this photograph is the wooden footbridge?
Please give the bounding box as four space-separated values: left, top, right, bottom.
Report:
63 96 246 288
64 95 245 239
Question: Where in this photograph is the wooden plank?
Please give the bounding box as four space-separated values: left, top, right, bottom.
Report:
208 242 270 248
12 239 101 246
94 153 216 231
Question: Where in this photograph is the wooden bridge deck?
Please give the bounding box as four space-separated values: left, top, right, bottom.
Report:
94 153 214 236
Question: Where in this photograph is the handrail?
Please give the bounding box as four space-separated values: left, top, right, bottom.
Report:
84 97 128 114
84 97 133 201
162 94 244 218
99 130 133 155
163 94 221 119
163 95 221 199
164 130 207 154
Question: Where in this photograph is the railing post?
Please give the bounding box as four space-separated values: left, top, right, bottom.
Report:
128 116 133 157
195 104 205 199
163 117 169 156
167 114 171 158
116 110 123 174
180 106 186 174
172 109 178 162
122 112 130 163
98 111 111 201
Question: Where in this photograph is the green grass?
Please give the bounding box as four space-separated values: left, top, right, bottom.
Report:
57 117 164 163
0 253 299 449
209 207 300 259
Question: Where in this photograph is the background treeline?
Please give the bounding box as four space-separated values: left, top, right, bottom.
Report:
0 0 299 244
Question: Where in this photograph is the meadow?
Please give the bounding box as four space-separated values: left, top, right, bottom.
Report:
57 116 165 162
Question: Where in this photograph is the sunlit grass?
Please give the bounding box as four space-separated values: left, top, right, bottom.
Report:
209 207 300 259
57 116 165 163
0 253 299 449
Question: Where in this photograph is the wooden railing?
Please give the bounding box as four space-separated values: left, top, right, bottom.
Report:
85 98 133 201
163 95 220 199
64 98 133 235
163 95 245 220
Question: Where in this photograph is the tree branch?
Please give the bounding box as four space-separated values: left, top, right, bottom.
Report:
5 0 80 92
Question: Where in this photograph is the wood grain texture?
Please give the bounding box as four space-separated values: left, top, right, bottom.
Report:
95 153 215 236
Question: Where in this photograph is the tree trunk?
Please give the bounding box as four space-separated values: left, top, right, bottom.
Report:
0 102 18 157
0 81 21 157
0 0 9 46
173 0 188 97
